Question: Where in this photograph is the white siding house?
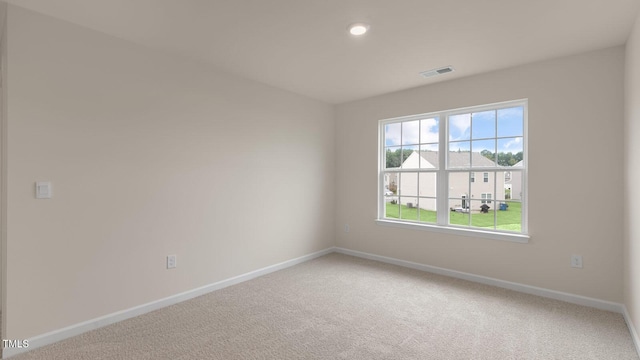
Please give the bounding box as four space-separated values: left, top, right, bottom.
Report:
504 160 523 200
396 151 506 212
397 151 438 210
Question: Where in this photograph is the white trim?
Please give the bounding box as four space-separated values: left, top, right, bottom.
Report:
521 101 529 233
378 99 528 237
7 246 638 359
334 247 622 313
3 247 335 358
436 115 448 224
375 218 530 243
623 305 640 356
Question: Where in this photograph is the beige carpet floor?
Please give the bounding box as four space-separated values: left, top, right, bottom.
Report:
9 253 639 359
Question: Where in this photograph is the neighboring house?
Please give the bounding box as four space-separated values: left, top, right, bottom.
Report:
391 151 505 211
384 172 398 194
504 160 523 200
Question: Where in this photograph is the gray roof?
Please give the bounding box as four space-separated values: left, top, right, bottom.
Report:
418 151 496 168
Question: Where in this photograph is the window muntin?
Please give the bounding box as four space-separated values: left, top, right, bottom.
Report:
379 100 527 237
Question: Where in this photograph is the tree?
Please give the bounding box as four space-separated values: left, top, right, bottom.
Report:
480 149 494 162
481 150 523 166
386 148 414 168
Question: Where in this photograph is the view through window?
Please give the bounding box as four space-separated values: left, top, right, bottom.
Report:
380 100 527 236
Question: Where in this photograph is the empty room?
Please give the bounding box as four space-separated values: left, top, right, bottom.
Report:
2 0 640 358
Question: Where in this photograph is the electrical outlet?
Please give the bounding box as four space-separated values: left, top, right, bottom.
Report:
344 224 350 233
571 255 583 268
167 255 177 269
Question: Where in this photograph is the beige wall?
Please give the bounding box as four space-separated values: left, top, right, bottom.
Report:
336 46 625 302
2 0 634 348
4 5 335 340
624 9 640 341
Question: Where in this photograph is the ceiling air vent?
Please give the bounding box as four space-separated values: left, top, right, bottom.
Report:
420 66 455 78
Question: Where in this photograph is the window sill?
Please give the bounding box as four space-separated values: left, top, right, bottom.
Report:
374 219 530 243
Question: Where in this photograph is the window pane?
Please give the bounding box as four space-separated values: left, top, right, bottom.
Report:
497 107 524 137
471 140 496 167
470 200 496 230
448 172 470 201
448 142 470 168
383 172 399 197
420 117 439 144
385 122 401 146
471 171 493 199
385 191 437 223
449 198 470 227
398 172 418 221
399 146 418 169
402 120 420 146
471 171 504 204
400 172 418 197
420 149 440 169
399 197 419 221
418 198 437 224
419 173 437 197
419 116 439 169
385 200 400 219
497 137 524 167
385 146 402 169
471 110 496 139
418 147 438 169
504 169 523 200
420 143 438 152
449 113 470 141
497 200 522 232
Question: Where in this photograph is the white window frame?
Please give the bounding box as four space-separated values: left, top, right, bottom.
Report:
481 193 492 204
376 99 529 243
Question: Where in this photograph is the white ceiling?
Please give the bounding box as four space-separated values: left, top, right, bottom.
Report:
6 0 640 104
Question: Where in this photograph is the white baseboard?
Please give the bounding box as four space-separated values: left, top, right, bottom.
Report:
6 246 635 358
334 247 624 313
623 305 640 356
4 247 335 358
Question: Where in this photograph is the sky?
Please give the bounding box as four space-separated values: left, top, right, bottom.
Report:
385 106 524 155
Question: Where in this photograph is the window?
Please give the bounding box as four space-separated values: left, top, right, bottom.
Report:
378 99 527 240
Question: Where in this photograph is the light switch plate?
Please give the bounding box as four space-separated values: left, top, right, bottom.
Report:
571 255 583 268
167 255 177 269
35 182 52 199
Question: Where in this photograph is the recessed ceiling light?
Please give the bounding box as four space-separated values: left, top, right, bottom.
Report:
348 23 370 36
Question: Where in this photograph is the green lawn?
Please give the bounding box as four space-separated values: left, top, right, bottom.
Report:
385 201 521 232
